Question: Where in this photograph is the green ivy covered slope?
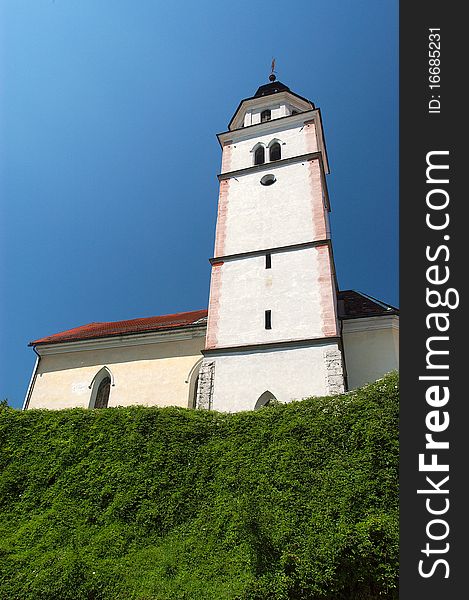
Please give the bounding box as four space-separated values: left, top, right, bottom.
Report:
0 372 398 600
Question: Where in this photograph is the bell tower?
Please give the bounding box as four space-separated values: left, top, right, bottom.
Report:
197 76 346 411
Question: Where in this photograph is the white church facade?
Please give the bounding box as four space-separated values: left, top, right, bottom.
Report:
24 78 399 412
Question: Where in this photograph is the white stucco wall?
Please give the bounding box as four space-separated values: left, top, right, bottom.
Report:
207 246 338 349
223 121 318 173
342 317 399 389
27 333 205 410
209 341 343 412
244 103 295 127
215 160 327 258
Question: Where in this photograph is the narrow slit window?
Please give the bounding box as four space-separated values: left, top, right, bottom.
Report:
254 146 265 165
261 110 271 123
265 253 271 269
265 310 272 330
269 142 281 162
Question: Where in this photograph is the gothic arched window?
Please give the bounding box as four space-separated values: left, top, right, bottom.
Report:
94 377 111 409
254 391 277 410
254 146 265 165
186 359 202 409
269 142 281 162
261 110 271 123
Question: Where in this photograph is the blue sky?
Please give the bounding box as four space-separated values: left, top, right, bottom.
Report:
0 0 398 408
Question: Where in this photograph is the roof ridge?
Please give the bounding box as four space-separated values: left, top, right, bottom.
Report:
354 290 399 311
107 308 208 323
30 308 208 346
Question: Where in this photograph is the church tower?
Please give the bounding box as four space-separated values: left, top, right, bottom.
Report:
197 76 346 411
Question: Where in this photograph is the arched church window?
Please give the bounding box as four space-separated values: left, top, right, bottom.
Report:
89 366 113 409
269 142 281 162
261 110 271 123
186 359 202 409
254 146 265 165
94 377 111 409
255 390 277 410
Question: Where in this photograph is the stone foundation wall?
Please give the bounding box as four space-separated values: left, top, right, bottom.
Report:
324 347 345 395
196 360 215 409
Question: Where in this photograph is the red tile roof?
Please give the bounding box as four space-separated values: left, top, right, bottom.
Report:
30 291 398 347
30 309 208 346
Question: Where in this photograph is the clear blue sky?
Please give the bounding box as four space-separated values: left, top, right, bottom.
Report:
0 0 398 408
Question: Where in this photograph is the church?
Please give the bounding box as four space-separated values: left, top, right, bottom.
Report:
23 77 399 412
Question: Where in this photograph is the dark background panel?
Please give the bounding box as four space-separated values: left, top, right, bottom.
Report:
400 2 466 597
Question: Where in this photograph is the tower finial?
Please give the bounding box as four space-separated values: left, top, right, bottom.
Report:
269 58 276 82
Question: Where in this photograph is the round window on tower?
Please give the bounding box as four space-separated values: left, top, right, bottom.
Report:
260 174 276 186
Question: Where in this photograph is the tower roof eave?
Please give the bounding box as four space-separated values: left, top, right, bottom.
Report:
253 80 292 97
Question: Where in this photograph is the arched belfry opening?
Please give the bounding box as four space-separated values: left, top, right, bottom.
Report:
269 141 281 162
89 367 114 409
254 390 277 410
254 145 265 166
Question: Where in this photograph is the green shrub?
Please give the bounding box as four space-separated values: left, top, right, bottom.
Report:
0 373 398 599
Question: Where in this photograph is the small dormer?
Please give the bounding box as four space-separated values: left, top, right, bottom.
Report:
228 80 315 131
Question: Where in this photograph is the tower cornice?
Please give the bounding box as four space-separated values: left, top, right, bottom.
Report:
209 239 332 264
216 151 330 212
202 336 342 357
218 150 322 180
218 109 315 143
